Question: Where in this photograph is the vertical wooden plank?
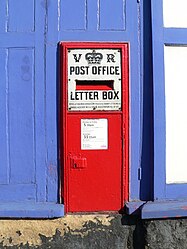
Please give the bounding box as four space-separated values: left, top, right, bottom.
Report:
0 1 7 32
35 1 47 202
46 45 58 202
99 0 125 30
8 0 35 32
46 0 59 44
151 0 166 199
8 48 35 184
0 49 9 184
61 0 87 30
86 0 98 31
46 0 61 202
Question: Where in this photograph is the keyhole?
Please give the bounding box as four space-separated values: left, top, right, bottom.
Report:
74 163 77 168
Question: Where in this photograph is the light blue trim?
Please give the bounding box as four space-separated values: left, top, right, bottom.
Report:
0 203 64 218
125 201 145 215
151 0 166 199
141 200 187 219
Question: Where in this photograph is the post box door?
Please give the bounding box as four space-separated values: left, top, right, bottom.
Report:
67 114 122 212
60 43 129 213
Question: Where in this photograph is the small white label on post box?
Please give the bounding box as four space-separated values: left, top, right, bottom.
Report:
68 48 122 111
81 119 108 150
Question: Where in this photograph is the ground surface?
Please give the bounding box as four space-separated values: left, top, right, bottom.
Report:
0 214 186 248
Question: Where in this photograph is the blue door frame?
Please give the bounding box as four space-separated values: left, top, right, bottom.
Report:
139 0 187 219
151 0 187 200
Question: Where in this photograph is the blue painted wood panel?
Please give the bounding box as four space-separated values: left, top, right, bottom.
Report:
0 1 6 32
46 46 58 202
0 49 9 184
8 48 35 184
0 184 36 202
30 1 46 202
61 0 87 30
0 0 144 216
0 34 35 48
99 0 125 30
0 203 64 218
8 0 35 32
47 0 143 202
0 0 48 205
151 0 166 200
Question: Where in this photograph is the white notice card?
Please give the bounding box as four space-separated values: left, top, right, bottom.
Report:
81 119 108 150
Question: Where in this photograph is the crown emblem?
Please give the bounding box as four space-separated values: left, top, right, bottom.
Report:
85 50 103 64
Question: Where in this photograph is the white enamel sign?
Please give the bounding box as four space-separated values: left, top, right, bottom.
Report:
164 46 187 183
81 119 108 150
68 48 122 111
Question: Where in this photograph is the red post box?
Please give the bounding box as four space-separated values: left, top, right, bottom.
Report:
60 42 129 213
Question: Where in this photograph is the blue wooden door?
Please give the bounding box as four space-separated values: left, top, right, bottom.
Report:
152 0 187 200
0 0 143 216
0 1 47 203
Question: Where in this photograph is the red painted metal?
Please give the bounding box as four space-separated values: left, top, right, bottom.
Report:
60 42 129 213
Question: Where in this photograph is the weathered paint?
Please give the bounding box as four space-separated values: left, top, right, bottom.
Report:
141 200 187 219
0 216 115 247
0 215 187 249
0 215 145 248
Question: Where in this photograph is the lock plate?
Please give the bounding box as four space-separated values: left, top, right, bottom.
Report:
70 155 87 169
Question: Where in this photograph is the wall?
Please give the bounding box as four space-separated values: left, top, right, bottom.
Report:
0 0 144 215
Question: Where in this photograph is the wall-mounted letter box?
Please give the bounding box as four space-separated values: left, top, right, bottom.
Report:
60 43 129 213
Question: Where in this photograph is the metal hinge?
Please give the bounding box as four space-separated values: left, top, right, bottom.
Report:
138 168 142 180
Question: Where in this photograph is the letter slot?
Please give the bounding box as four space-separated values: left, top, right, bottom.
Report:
76 80 114 90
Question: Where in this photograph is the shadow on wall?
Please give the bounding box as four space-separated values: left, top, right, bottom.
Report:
121 214 146 249
140 0 154 201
